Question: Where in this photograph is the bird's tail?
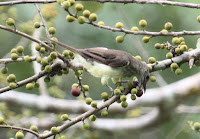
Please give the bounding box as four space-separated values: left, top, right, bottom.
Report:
47 38 81 55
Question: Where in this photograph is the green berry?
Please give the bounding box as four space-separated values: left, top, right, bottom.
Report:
66 15 75 22
0 117 4 124
34 82 40 88
172 37 180 45
127 80 134 87
63 1 71 9
40 47 46 54
43 130 49 133
131 94 136 100
116 35 124 43
16 46 24 53
166 52 173 59
175 68 182 75
44 77 50 83
11 48 17 53
45 65 52 73
119 86 124 92
50 51 57 59
78 16 86 24
150 76 156 82
131 88 137 94
160 29 168 33
26 83 34 90
82 85 89 91
63 68 69 74
89 13 97 22
175 48 181 54
47 55 53 62
6 18 15 26
83 10 91 18
194 122 200 131
131 26 139 31
197 16 200 23
121 101 128 108
68 0 75 5
142 36 150 43
7 74 16 82
120 95 127 102
154 43 161 49
180 45 188 52
11 53 18 60
30 125 38 132
115 22 124 28
139 19 147 28
148 65 152 72
83 123 89 129
34 22 40 28
9 82 17 89
98 21 105 25
170 63 179 71
135 56 141 60
41 59 48 66
101 92 109 100
24 55 32 62
164 22 173 30
35 45 41 51
188 48 193 51
61 114 69 121
89 115 96 122
48 27 56 35
117 99 121 103
101 110 108 117
15 131 24 139
72 83 78 88
1 67 8 74
91 101 97 108
85 97 93 105
75 3 84 11
195 61 200 67
36 57 42 63
114 89 121 95
51 127 58 135
148 57 156 63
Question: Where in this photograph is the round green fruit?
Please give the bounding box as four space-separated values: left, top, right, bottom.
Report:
83 123 89 129
98 21 105 26
166 52 173 59
142 36 150 43
139 19 147 28
11 48 17 53
82 85 89 91
120 95 127 102
1 67 8 74
172 37 180 45
41 59 48 66
63 1 71 9
154 43 161 49
30 125 38 132
7 74 16 82
83 10 91 18
101 110 108 117
89 13 97 22
6 18 15 26
175 68 182 75
78 16 86 24
131 94 136 100
48 27 56 35
101 92 109 100
131 88 137 94
85 97 92 105
24 55 32 62
75 3 84 11
116 35 124 43
34 82 40 88
34 22 40 28
11 53 18 60
61 114 69 121
164 22 173 30
170 63 179 71
16 46 24 53
0 117 4 124
91 101 97 108
51 127 58 135
35 45 41 51
15 131 24 139
9 82 17 89
115 22 124 28
131 26 139 31
121 101 128 108
148 57 156 63
89 115 96 122
194 122 200 131
45 65 52 73
150 76 156 82
26 83 34 90
114 89 121 95
66 15 75 22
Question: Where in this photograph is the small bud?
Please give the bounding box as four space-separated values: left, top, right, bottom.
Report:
139 19 147 28
15 131 24 139
75 3 84 11
197 15 200 23
116 35 124 43
82 10 91 18
131 26 139 31
51 127 58 135
142 36 150 43
148 57 156 63
115 22 124 28
164 22 173 30
89 13 97 22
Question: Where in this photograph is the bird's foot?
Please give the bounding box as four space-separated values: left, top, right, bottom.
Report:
106 84 115 97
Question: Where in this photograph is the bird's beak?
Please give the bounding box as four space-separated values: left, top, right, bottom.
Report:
143 82 146 93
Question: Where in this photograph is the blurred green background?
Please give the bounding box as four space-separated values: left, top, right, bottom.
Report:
1 0 200 138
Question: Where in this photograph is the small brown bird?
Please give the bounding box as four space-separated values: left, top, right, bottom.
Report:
49 39 150 92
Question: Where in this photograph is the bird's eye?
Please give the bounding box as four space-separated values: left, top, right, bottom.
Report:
146 75 150 80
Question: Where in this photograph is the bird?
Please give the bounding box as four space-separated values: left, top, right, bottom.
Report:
48 39 150 92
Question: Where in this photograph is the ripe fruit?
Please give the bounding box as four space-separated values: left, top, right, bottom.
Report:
116 35 124 43
15 131 24 139
66 15 75 22
75 3 84 11
91 101 97 108
83 123 89 129
98 21 105 26
131 26 139 31
11 53 18 60
61 114 69 121
175 68 182 75
89 115 96 121
120 95 127 102
142 36 150 43
78 16 86 24
34 22 40 28
114 89 121 95
121 101 128 108
85 97 92 105
83 10 91 18
30 125 39 132
6 18 15 26
150 76 156 82
71 86 80 97
48 27 56 35
16 46 24 53
89 13 97 22
51 127 58 135
166 52 173 59
148 57 156 63
1 67 8 74
164 22 173 30
101 92 109 100
115 22 124 28
101 110 108 117
136 90 143 97
45 65 52 73
63 1 71 9
26 83 34 90
139 19 147 28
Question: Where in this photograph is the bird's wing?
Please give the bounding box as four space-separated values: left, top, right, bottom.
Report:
79 48 130 67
